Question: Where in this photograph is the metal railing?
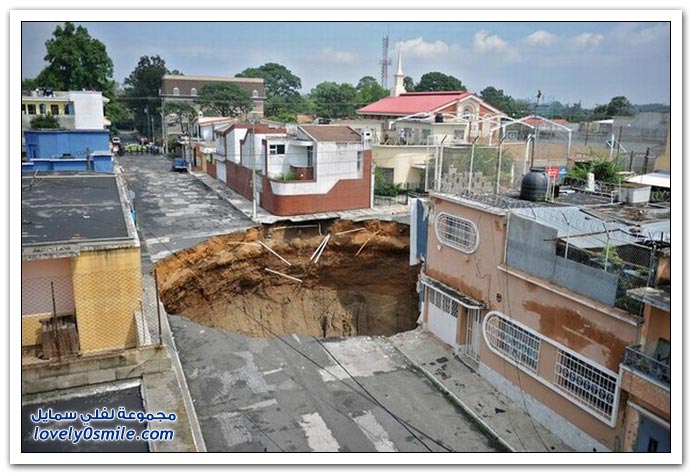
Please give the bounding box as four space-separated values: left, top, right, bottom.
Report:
622 344 670 387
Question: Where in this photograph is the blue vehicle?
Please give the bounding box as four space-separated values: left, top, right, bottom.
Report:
171 157 188 172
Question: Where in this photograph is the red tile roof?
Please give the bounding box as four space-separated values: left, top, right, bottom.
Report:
357 91 471 116
300 125 362 142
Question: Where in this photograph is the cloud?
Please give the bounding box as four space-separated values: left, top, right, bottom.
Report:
573 32 605 48
318 48 357 64
395 37 450 59
473 29 519 61
524 30 557 46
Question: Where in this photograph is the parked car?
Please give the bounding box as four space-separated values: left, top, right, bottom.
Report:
111 136 121 145
171 157 188 172
125 143 145 154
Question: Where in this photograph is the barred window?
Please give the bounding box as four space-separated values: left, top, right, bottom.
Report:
429 289 459 317
435 212 479 253
484 313 540 372
554 349 617 421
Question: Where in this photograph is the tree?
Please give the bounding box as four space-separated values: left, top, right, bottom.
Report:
310 82 358 119
22 77 38 91
606 96 635 117
414 72 465 92
403 76 415 92
356 76 389 107
479 86 517 116
35 22 113 94
196 82 254 117
30 115 61 129
164 101 197 134
123 55 174 134
106 100 135 131
236 63 303 119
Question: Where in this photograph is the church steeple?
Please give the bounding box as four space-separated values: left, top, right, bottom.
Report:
391 48 406 97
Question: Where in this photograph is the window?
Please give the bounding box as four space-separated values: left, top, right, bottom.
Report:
27 104 36 115
484 313 540 372
306 146 314 167
252 89 259 98
421 129 431 142
379 167 394 185
22 104 26 114
64 104 71 115
356 151 363 174
172 87 180 96
269 144 285 155
435 212 479 253
50 104 59 115
39 104 46 114
554 349 617 420
453 129 465 141
429 289 459 317
190 88 197 96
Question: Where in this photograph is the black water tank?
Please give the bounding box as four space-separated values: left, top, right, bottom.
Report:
520 168 549 201
435 113 444 123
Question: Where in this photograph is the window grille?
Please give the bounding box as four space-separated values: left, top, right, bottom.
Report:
435 212 479 253
429 288 459 317
269 144 286 155
484 313 540 372
554 349 617 421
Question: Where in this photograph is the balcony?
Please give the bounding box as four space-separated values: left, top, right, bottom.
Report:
622 344 670 387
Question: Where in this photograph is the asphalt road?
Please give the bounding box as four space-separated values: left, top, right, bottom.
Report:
170 314 501 453
116 153 256 261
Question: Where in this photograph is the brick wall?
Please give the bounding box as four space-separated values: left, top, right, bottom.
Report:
260 151 372 216
225 161 254 200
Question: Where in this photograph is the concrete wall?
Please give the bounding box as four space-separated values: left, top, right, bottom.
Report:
505 214 619 306
71 247 142 354
24 130 110 159
70 92 106 129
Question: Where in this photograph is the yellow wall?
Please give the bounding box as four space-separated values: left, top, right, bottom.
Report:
71 247 142 354
654 121 671 171
372 145 430 185
22 99 71 115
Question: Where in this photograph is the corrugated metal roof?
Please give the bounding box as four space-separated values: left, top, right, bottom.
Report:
626 172 671 189
511 206 640 249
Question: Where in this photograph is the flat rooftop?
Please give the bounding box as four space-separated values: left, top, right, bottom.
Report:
22 173 130 246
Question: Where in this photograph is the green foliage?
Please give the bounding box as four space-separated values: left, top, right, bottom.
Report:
22 77 38 91
403 76 415 92
276 170 298 181
356 77 389 107
414 72 465 92
106 100 134 130
606 96 635 117
29 115 61 129
35 22 114 94
196 82 254 118
310 82 357 119
374 168 402 196
268 110 298 123
123 55 174 133
567 156 624 183
236 63 303 117
163 101 197 133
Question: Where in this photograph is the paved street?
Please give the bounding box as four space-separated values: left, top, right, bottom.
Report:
117 153 256 261
169 315 502 453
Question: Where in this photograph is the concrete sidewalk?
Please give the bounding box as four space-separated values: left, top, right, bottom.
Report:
388 328 572 453
190 170 410 225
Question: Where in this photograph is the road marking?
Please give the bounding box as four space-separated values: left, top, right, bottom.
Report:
298 412 340 452
262 368 283 376
352 411 397 452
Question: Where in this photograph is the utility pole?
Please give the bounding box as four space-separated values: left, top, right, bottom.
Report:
251 121 257 221
495 135 507 195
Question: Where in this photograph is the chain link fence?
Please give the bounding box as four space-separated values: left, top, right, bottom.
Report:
21 268 161 363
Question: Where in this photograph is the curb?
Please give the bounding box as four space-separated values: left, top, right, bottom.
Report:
388 344 516 453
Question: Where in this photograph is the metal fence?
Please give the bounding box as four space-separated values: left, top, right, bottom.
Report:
21 268 161 362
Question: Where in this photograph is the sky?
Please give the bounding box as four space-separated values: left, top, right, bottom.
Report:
21 21 671 107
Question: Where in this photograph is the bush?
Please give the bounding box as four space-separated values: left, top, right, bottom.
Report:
276 170 298 181
374 168 402 196
30 114 60 129
567 155 624 183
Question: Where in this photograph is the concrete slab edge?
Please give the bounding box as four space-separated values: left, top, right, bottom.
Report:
389 345 515 453
159 301 207 452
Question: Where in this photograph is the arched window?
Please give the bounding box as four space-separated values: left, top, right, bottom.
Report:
252 89 259 98
190 88 197 96
172 87 180 96
483 312 541 372
434 212 479 253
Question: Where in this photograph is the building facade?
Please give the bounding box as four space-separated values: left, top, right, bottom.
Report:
22 90 109 132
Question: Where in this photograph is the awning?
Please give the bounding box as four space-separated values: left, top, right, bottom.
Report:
421 274 486 309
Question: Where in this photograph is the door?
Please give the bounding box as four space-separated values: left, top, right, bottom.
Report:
217 159 227 184
635 417 670 452
465 308 482 362
426 288 459 347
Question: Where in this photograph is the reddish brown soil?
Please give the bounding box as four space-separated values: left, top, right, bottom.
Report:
155 220 420 338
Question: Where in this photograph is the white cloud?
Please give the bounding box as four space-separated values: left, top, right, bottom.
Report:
524 30 557 46
318 48 357 64
473 29 519 61
395 37 450 59
573 32 605 48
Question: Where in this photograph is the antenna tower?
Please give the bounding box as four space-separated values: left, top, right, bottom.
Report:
380 36 391 89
